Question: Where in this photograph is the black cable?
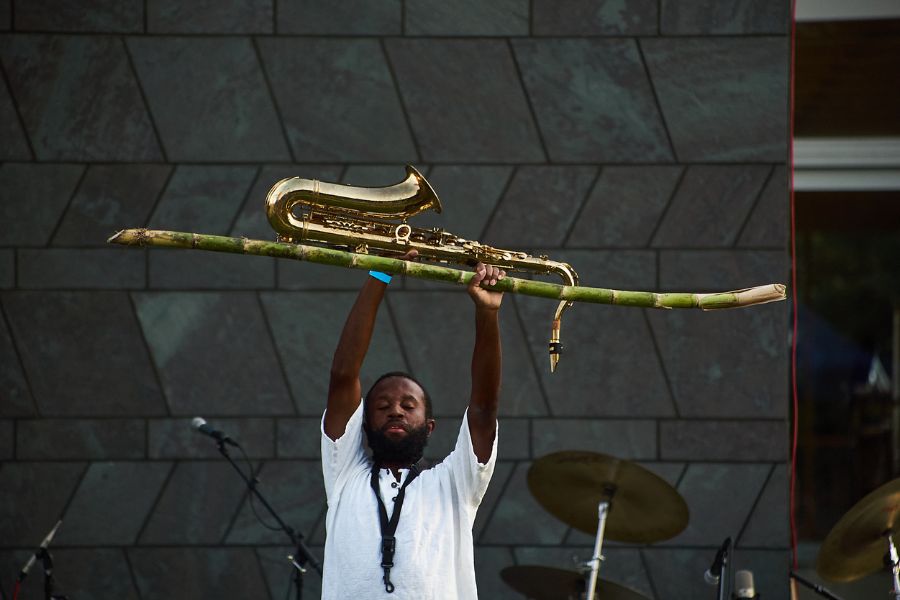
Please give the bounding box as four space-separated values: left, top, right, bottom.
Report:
236 444 282 532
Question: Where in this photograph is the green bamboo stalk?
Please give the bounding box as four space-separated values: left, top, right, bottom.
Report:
108 228 786 310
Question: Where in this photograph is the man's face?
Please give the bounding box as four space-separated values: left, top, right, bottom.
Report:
365 376 434 440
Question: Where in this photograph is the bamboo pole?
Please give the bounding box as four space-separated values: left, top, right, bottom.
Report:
108 228 786 310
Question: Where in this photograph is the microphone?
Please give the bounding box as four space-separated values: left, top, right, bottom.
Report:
191 417 239 447
17 520 62 582
704 537 732 585
734 569 758 599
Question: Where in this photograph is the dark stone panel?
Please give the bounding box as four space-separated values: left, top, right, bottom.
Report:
127 37 290 162
660 420 787 461
226 459 324 543
260 291 406 415
16 419 146 459
647 305 789 418
473 461 515 540
0 307 35 416
53 164 173 246
133 292 293 415
740 464 788 548
533 0 658 35
129 547 267 600
651 165 771 247
642 37 788 161
0 249 10 288
661 0 788 35
257 38 416 162
739 166 789 248
148 0 273 33
276 417 321 458
514 547 654 598
2 292 168 416
139 461 247 544
0 74 30 159
230 164 342 240
149 165 257 234
661 462 770 546
0 35 162 161
277 0 401 34
513 39 673 162
0 420 10 458
279 258 365 290
257 545 324 600
149 251 275 289
386 39 544 162
0 462 85 546
473 546 517 599
498 418 529 459
0 0 8 29
18 248 146 289
567 166 683 248
480 461 568 544
0 548 140 600
0 163 84 246
659 250 788 291
15 0 143 32
391 291 547 417
149 417 275 458
406 0 528 35
483 166 598 247
535 249 656 291
57 461 171 545
532 419 657 460
516 293 676 418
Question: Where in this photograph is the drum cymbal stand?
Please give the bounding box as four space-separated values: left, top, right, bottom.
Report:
585 485 615 600
887 532 900 600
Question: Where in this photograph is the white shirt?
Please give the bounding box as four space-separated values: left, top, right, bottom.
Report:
320 402 497 599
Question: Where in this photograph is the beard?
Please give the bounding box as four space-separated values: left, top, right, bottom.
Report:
364 422 430 467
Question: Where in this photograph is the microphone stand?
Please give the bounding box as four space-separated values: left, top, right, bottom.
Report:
216 440 322 600
38 549 69 600
716 538 732 600
789 571 846 600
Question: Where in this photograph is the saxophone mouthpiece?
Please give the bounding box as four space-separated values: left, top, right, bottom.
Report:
549 318 562 373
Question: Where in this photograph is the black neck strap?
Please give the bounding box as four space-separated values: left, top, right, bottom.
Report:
369 463 421 593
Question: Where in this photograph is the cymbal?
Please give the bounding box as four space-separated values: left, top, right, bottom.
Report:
817 478 900 582
500 566 649 600
527 451 688 543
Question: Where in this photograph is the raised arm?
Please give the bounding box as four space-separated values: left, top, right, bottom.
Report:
467 262 505 463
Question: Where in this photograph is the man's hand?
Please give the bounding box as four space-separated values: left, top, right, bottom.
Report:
468 262 505 310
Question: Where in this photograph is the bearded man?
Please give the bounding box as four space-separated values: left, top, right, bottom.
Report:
320 250 505 599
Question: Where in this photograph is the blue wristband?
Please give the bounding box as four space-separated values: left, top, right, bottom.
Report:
368 270 392 284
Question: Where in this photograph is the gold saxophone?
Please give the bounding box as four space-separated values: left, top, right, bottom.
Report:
265 165 578 372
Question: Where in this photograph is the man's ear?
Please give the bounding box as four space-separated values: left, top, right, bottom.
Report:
426 419 436 436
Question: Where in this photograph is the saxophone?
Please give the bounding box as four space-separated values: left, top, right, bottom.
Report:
265 165 578 372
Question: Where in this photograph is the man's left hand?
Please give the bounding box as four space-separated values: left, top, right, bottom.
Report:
468 262 505 310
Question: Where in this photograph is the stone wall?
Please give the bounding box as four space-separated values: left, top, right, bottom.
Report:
0 1 790 598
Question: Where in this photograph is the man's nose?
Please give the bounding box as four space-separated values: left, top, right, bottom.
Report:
387 404 404 418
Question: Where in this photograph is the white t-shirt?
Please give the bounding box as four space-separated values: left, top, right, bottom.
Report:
320 402 497 599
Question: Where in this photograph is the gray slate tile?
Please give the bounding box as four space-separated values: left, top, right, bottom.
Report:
2 292 168 416
0 420 10 459
0 309 35 416
133 292 293 415
406 0 528 35
149 165 257 234
226 459 325 543
18 248 146 289
740 464 788 548
738 166 789 248
513 547 654 598
129 547 267 600
57 461 171 545
473 546 517 599
258 38 417 162
534 0 658 35
148 0 273 33
0 462 85 546
16 419 146 459
0 0 8 29
480 461 568 544
386 39 544 162
660 420 787 461
0 249 10 288
735 549 791 599
0 35 162 160
651 165 771 247
127 37 290 162
660 250 788 292
259 291 405 415
149 250 275 289
567 166 683 248
642 37 788 161
498 418 530 459
514 39 673 162
139 460 247 544
256 545 324 600
0 75 31 159
277 417 321 458
53 164 173 246
0 548 140 600
14 0 143 32
661 0 788 34
390 291 547 417
483 166 598 248
532 419 657 460
647 305 789 418
277 0 401 34
149 417 275 458
0 162 84 246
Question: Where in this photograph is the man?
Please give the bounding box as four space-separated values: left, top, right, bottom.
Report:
321 249 505 599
